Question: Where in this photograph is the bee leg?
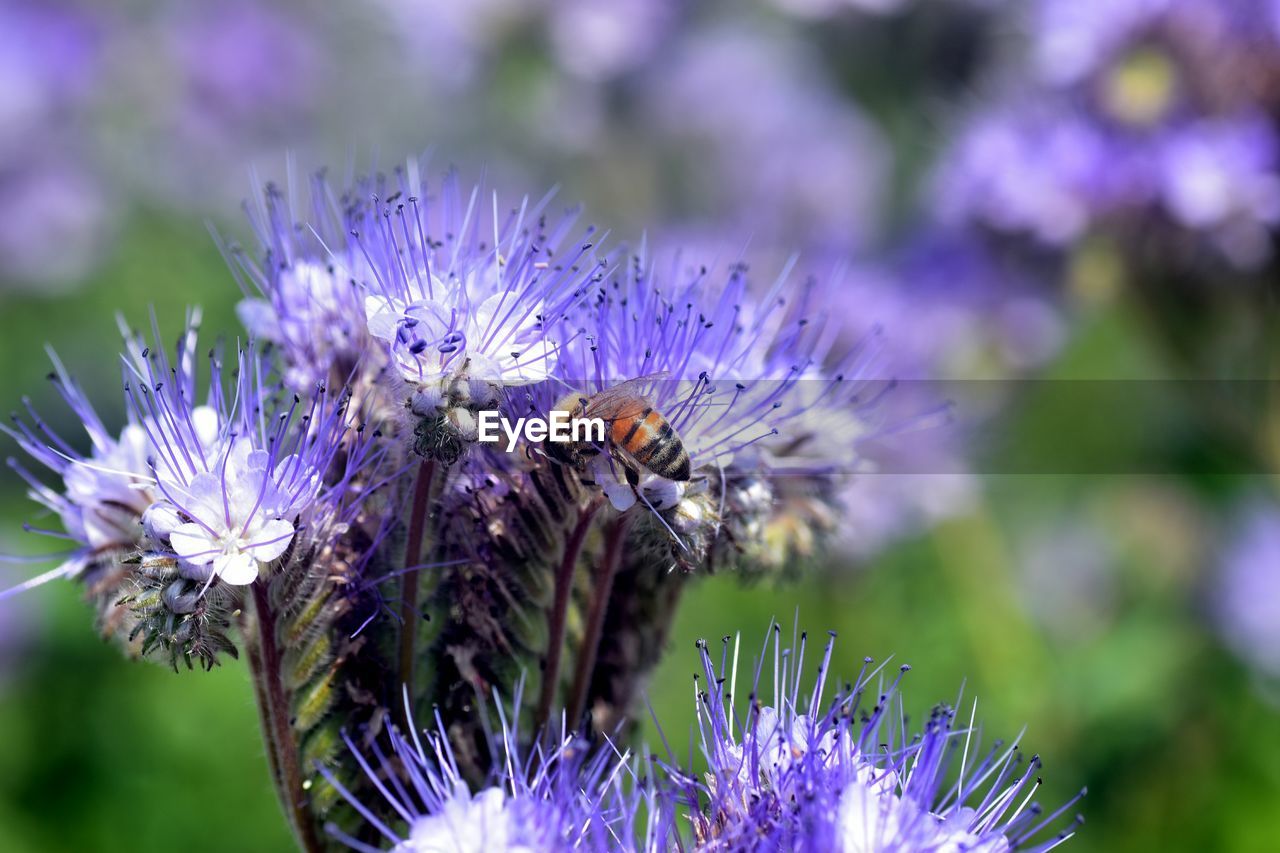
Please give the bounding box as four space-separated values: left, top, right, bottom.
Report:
624 463 640 488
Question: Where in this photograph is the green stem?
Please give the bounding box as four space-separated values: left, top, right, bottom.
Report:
397 458 437 721
250 580 325 853
565 514 630 730
534 499 601 736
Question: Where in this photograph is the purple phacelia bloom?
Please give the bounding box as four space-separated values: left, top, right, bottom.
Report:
1214 503 1280 679
236 164 606 437
4 311 358 593
545 251 885 516
642 23 888 251
933 103 1147 247
546 0 679 81
0 0 102 139
661 627 1083 852
1028 0 1280 88
938 0 1280 269
2 316 207 589
354 171 600 393
233 174 376 393
1155 116 1280 266
141 381 335 589
325 686 656 853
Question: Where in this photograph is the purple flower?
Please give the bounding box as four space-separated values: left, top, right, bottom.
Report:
539 251 885 524
1214 503 1280 678
546 0 679 81
2 317 204 587
0 153 110 287
933 103 1149 246
1155 116 1280 266
324 686 656 852
233 166 608 467
233 176 374 393
5 312 356 593
0 0 103 144
136 357 354 588
936 0 1280 269
353 172 601 394
641 23 889 251
661 626 1084 851
1028 0 1280 87
159 1 322 144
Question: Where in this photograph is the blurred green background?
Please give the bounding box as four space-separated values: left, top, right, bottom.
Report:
3 1 1280 851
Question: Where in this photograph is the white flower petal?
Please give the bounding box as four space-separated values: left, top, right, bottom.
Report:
236 298 279 341
170 523 217 564
364 295 402 340
246 518 296 564
213 552 259 586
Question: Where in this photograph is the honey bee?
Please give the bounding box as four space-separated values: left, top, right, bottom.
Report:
544 375 691 485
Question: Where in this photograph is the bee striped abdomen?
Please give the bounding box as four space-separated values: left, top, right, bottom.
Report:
614 408 691 481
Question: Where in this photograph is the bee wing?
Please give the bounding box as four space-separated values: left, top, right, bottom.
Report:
582 373 670 420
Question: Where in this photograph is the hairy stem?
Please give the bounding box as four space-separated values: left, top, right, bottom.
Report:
397 458 437 717
250 580 324 853
565 514 631 730
534 499 601 735
244 639 285 801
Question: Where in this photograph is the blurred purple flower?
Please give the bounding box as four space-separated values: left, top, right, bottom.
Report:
1017 519 1119 641
1156 116 1280 267
839 235 1066 380
933 103 1149 246
0 154 109 288
0 2 109 286
1028 0 1280 87
767 0 909 17
162 1 322 140
0 0 102 151
368 0 532 89
643 24 889 251
546 0 679 81
937 0 1280 269
1215 503 1280 679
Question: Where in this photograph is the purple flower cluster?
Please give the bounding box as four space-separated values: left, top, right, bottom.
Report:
1214 502 1280 680
934 0 1280 269
663 628 1082 852
1 161 1081 848
2 306 383 676
331 626 1082 852
0 0 109 287
325 685 657 852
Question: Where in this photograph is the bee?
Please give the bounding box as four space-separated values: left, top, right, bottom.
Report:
544 375 691 485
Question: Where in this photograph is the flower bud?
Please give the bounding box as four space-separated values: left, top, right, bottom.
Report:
410 383 445 417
